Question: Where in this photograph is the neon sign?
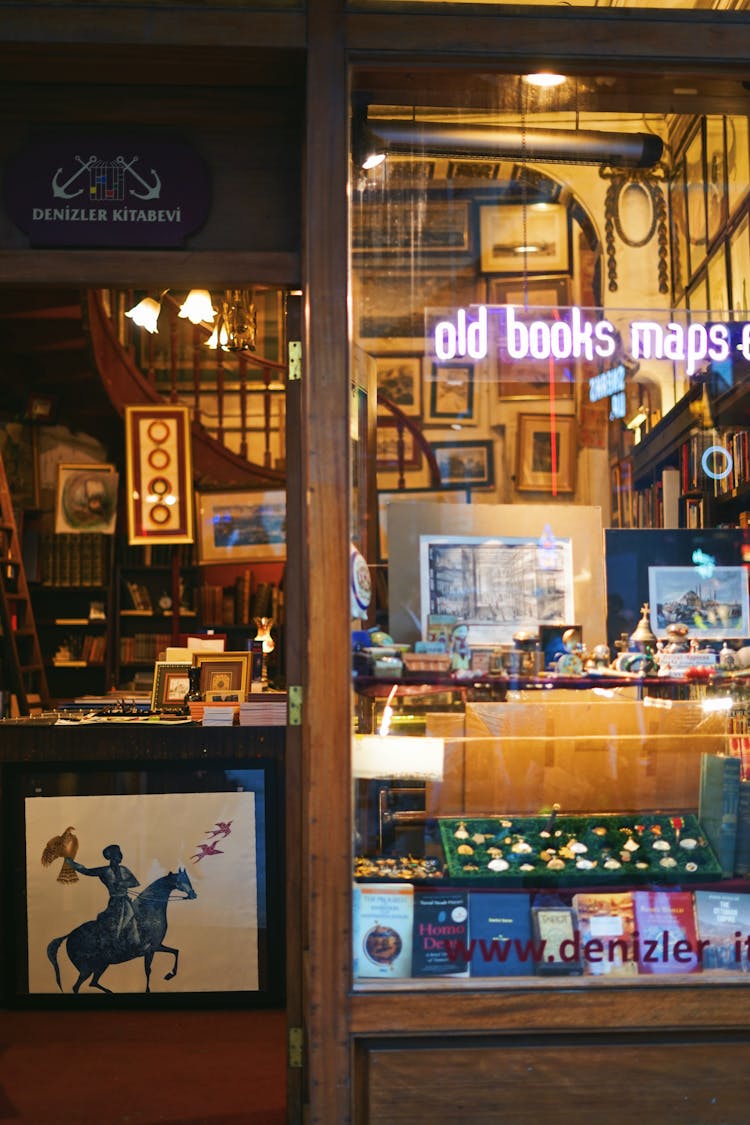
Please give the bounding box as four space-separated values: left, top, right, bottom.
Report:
431 305 750 378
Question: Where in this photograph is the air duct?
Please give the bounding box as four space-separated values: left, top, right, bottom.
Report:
367 119 663 169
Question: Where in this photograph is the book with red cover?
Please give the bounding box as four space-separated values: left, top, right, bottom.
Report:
632 890 701 975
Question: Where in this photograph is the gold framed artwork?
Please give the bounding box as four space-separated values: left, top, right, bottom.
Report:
196 490 286 564
516 413 576 494
125 404 194 545
194 652 251 700
479 203 570 275
55 462 118 535
151 661 192 712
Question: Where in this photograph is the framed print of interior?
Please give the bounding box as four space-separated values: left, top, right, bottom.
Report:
125 404 194 545
515 413 576 494
479 202 570 275
424 360 476 425
430 439 494 490
196 490 286 564
488 277 574 400
374 355 422 416
55 462 119 535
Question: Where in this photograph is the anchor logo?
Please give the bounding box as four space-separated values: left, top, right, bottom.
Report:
51 153 161 201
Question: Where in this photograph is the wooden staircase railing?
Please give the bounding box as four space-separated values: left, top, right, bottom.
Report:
376 391 442 490
87 290 285 490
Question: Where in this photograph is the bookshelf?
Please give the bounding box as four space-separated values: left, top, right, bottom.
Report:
624 379 750 530
30 532 114 699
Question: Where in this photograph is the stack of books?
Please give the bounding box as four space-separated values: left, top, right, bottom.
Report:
239 694 287 726
201 705 236 727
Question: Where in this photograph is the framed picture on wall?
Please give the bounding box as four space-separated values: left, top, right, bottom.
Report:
55 462 119 535
196 490 286 564
516 414 576 494
424 360 476 425
125 404 194 545
352 200 471 255
430 440 494 489
479 203 570 274
376 421 422 470
729 215 750 313
374 355 422 416
488 277 575 400
354 269 479 345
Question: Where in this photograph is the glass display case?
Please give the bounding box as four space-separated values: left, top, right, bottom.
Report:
353 680 750 988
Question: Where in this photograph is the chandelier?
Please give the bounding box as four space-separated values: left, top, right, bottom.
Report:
125 288 257 352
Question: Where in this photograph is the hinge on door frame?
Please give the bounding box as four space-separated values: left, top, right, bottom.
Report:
288 340 302 380
288 684 302 725
288 1026 303 1068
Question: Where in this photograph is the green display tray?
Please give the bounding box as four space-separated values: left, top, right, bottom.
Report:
438 812 723 887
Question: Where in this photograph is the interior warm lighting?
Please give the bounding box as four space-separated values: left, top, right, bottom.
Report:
524 73 567 88
206 289 257 352
125 297 161 334
626 407 649 431
179 289 216 325
362 150 386 170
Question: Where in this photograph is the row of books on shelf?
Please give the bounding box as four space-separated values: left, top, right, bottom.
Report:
680 427 750 498
119 632 172 664
198 579 281 627
39 533 109 587
52 632 107 666
353 885 750 979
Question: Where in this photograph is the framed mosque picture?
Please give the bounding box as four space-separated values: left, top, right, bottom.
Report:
9 760 282 1006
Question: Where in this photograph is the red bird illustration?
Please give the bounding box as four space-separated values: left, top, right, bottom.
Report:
206 821 233 839
191 841 224 863
41 826 80 883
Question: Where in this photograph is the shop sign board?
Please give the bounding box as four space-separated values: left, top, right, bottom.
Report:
3 132 211 247
427 303 750 384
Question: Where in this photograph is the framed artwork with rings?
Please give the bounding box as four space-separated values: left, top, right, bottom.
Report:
125 404 194 545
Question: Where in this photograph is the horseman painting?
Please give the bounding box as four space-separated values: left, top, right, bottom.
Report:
47 847 197 993
26 789 261 994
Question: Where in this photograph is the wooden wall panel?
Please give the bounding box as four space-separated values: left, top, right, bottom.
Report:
356 1034 750 1125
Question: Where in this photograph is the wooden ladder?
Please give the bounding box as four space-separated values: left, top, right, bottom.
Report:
0 449 50 715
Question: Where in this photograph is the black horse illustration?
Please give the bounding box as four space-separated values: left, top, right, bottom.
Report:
47 867 197 994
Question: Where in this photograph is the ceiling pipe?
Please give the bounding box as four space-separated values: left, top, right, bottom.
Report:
367 119 664 169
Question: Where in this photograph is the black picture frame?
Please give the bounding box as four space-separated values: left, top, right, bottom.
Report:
4 759 282 1008
430 440 495 490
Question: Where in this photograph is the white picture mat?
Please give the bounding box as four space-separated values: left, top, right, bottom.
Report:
387 502 606 648
26 791 257 994
648 565 750 639
419 534 574 645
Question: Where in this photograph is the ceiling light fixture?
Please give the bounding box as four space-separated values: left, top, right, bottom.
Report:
523 73 567 88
